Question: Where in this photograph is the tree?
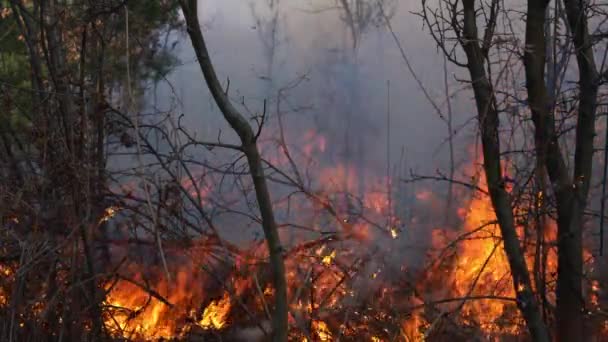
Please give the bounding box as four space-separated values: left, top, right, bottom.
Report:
421 0 604 338
457 0 549 338
524 0 599 339
179 1 288 341
0 1 181 339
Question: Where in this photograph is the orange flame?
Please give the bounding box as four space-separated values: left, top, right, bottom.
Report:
401 310 428 341
92 142 604 340
198 291 231 330
312 320 332 341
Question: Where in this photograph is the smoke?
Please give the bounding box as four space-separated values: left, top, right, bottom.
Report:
154 0 475 174
229 320 271 342
117 0 484 272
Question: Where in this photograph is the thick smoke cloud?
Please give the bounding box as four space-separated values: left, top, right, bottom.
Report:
154 0 475 176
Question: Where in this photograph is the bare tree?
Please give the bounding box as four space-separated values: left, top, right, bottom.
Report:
524 0 599 339
420 0 605 338
421 0 547 338
178 1 288 340
0 1 181 340
458 1 549 338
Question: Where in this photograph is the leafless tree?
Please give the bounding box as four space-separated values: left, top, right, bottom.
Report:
420 0 606 339
524 0 600 339
179 1 289 340
0 1 180 340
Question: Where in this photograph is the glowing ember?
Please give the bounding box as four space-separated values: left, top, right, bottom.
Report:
100 206 119 223
390 227 399 239
591 280 600 306
0 265 11 277
0 265 12 307
322 250 336 266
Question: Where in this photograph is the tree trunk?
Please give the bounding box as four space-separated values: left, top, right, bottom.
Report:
557 0 598 339
459 0 550 339
179 1 288 340
524 0 599 339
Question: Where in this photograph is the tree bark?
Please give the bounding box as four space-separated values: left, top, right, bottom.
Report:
179 1 288 341
459 0 550 339
557 0 598 339
522 1 562 335
524 0 598 339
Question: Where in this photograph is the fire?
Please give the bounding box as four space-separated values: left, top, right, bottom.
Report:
420 160 536 336
302 129 327 157
198 291 231 329
103 268 207 339
93 148 603 340
7 130 590 341
104 288 166 338
401 310 428 341
312 320 332 341
449 174 518 333
417 154 604 338
416 190 432 201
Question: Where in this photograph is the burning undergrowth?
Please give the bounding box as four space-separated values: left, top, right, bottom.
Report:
97 152 604 340
2 125 607 341
88 125 420 340
99 235 417 341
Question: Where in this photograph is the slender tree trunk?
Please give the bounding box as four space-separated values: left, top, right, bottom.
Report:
524 0 599 339
459 0 550 339
523 0 555 332
179 1 288 340
557 0 598 339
